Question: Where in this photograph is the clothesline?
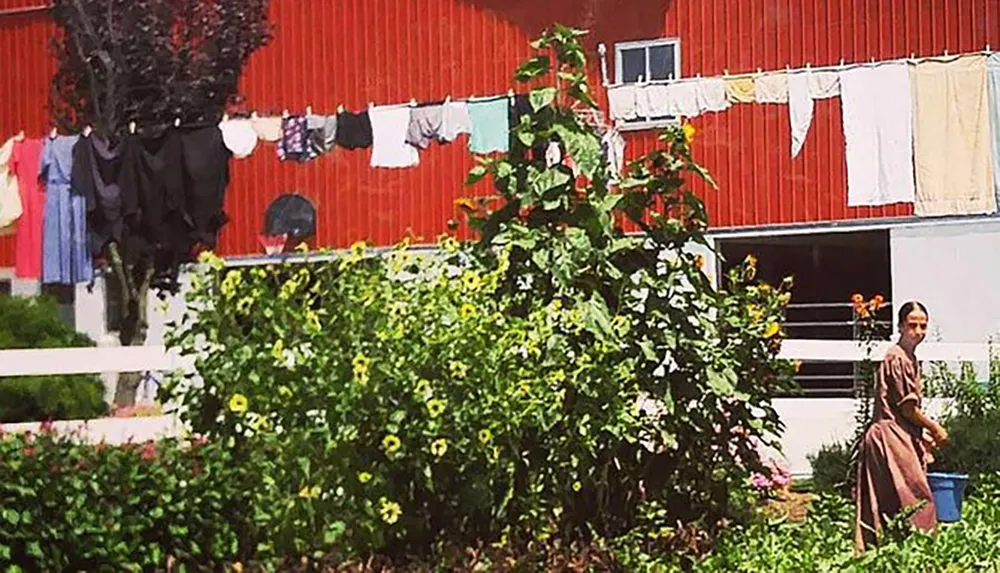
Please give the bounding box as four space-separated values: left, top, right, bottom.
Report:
604 47 995 88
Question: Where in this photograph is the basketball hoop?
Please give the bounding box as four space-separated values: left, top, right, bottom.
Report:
258 233 288 255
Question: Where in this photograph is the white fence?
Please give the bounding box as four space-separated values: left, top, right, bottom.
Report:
0 340 989 476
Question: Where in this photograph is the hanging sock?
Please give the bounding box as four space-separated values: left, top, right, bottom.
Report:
369 106 420 168
755 71 789 104
725 76 756 103
912 55 996 216
467 98 510 154
840 63 916 207
789 71 814 158
0 137 21 234
987 54 1000 208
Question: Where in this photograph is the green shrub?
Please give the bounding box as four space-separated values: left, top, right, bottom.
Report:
165 26 795 563
808 440 854 497
931 410 1000 478
0 430 249 570
0 295 107 422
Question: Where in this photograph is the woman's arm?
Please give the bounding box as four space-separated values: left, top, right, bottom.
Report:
901 403 949 444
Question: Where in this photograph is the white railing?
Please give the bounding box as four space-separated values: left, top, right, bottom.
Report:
0 340 989 476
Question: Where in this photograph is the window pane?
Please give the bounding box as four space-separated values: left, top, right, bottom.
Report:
648 44 675 81
620 48 646 83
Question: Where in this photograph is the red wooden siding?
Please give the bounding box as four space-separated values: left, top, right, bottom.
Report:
0 0 998 265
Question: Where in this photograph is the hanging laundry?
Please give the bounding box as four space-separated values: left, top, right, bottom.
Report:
601 127 626 182
788 71 814 158
277 116 315 162
607 84 639 121
307 114 338 156
181 127 231 254
693 78 731 114
640 84 670 118
839 63 916 207
405 105 445 149
74 135 125 258
12 138 44 279
219 118 258 159
467 98 510 154
725 76 756 103
40 134 91 285
440 101 473 142
755 72 789 103
335 110 374 150
808 71 841 99
987 54 1000 207
660 82 701 117
911 55 996 216
369 106 420 168
251 116 283 142
119 130 185 267
0 137 21 235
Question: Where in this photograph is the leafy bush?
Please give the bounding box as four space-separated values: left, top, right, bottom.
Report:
164 26 795 563
0 429 249 570
0 296 107 423
808 440 854 497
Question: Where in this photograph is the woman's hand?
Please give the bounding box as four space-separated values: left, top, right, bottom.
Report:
930 424 949 446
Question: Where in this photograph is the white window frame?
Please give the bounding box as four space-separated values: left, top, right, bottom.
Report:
613 38 682 131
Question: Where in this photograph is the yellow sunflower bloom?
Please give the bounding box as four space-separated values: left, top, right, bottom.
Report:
382 434 402 456
763 322 781 338
430 438 448 457
682 122 696 144
427 399 447 418
228 393 248 414
459 303 477 320
358 472 373 484
478 429 493 444
379 498 402 524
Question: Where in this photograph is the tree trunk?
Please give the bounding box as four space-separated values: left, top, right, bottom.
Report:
108 243 154 408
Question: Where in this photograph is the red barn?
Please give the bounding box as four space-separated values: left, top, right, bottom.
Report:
0 0 999 399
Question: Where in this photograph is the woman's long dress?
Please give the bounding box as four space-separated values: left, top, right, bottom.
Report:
855 344 937 552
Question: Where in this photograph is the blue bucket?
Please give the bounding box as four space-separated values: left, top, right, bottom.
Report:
927 472 970 523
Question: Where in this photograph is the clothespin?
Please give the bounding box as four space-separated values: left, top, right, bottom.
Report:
14 130 24 141
910 52 916 60
409 98 417 107
695 72 701 78
839 58 845 67
129 121 136 134
250 111 259 119
49 126 57 139
986 43 991 52
174 117 181 128
337 104 345 114
806 62 811 69
870 57 875 64
281 109 289 119
507 89 515 103
305 105 313 116
222 112 230 122
445 95 452 104
368 102 374 110
82 125 92 137
756 67 762 75
944 49 950 56
723 69 729 77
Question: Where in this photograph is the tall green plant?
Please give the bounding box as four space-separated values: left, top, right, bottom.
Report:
464 24 797 528
846 294 890 491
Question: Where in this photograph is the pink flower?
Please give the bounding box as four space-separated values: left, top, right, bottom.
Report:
140 442 157 461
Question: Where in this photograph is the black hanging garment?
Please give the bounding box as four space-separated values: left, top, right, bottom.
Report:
335 111 374 150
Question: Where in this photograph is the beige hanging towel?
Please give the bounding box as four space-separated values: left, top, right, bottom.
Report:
755 72 789 103
912 55 997 216
0 137 21 235
725 76 756 103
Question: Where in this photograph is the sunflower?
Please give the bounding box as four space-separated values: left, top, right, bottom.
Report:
682 122 696 144
358 472 373 484
459 303 477 320
478 429 493 444
427 399 447 418
382 434 402 456
763 322 781 338
430 438 449 457
228 393 248 414
379 498 402 524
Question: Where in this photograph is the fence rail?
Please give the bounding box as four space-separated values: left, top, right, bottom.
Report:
0 340 989 377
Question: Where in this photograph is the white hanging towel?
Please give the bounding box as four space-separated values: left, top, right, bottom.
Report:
607 85 639 121
755 72 789 103
369 106 420 168
788 71 814 158
663 81 701 117
693 78 731 114
0 137 21 234
808 71 841 99
839 64 916 207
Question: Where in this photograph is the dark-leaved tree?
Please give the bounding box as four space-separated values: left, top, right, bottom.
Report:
49 0 271 405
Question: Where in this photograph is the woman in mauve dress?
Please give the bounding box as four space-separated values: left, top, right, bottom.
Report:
855 301 949 552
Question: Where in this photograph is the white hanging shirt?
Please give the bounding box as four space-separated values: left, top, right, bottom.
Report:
0 137 22 234
369 106 420 168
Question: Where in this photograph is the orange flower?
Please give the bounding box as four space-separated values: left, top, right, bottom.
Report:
694 254 705 270
855 305 870 319
851 293 864 304
872 294 885 308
